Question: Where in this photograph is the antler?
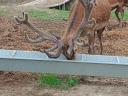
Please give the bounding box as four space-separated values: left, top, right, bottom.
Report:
14 12 28 24
14 12 62 58
14 12 58 43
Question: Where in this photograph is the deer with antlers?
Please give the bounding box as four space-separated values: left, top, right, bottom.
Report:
14 0 111 60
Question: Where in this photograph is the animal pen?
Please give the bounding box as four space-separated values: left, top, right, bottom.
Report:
0 0 128 79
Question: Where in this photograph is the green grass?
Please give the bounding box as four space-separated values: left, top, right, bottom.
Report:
1 7 128 21
111 10 128 20
27 8 69 21
0 8 8 16
0 8 69 20
27 8 128 21
37 74 79 90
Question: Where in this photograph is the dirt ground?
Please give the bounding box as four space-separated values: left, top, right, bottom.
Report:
1 16 128 56
0 72 128 96
0 16 128 95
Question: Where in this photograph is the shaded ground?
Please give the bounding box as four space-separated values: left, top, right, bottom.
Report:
0 16 128 95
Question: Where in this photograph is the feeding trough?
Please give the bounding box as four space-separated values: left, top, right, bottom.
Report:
0 49 128 78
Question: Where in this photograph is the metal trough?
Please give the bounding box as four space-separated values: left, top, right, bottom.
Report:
0 49 128 78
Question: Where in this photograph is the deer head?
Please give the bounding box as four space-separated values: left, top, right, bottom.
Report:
14 0 95 60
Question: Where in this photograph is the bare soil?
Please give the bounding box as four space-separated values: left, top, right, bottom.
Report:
0 16 128 56
0 16 128 96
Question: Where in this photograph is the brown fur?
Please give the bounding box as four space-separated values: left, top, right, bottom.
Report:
108 0 128 25
65 0 111 54
15 0 111 59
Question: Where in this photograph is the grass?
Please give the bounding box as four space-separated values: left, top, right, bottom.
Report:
27 8 69 21
27 8 128 21
0 7 69 21
1 7 128 21
37 74 79 90
111 10 128 20
0 8 8 16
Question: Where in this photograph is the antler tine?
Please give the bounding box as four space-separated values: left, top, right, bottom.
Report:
23 12 28 22
40 40 63 58
44 49 61 58
14 12 28 24
25 33 44 43
44 45 58 52
40 48 61 58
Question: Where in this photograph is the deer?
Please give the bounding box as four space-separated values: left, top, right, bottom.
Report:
14 0 111 60
108 0 128 27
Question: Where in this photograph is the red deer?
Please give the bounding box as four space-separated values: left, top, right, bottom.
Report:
14 0 111 59
108 0 128 27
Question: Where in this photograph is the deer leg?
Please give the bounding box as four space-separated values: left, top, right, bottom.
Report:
97 28 105 55
88 32 95 54
115 7 124 29
120 8 124 20
120 8 125 27
119 8 124 29
115 8 121 23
